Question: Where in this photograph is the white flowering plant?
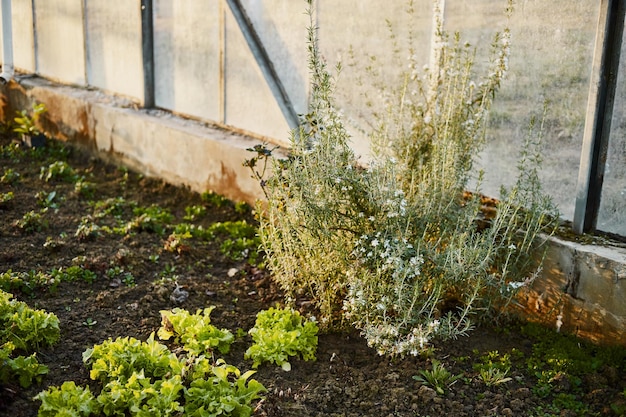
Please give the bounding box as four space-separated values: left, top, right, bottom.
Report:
251 0 557 356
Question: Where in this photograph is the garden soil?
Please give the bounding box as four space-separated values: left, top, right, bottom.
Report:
1 135 625 417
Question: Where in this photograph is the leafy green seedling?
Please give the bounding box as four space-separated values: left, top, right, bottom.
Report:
14 209 49 233
74 178 96 199
126 204 173 235
245 306 319 371
1 168 20 185
83 318 97 328
158 307 234 355
0 191 14 206
183 204 207 221
413 360 464 395
40 161 77 182
13 103 47 136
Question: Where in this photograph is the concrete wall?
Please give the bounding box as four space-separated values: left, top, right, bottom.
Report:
0 77 266 205
517 235 626 346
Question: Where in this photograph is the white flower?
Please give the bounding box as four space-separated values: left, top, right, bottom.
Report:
371 239 379 247
507 281 525 290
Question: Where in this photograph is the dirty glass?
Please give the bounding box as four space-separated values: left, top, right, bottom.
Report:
598 29 626 236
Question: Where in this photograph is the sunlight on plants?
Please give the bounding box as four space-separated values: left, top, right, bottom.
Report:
251 0 558 356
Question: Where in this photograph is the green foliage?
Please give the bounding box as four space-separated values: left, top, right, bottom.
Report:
215 219 260 262
90 197 131 219
201 191 230 208
245 307 318 371
1 168 20 185
40 161 77 183
0 265 99 294
158 307 234 355
0 290 59 388
473 350 514 386
0 269 49 294
184 204 207 221
412 360 464 395
4 353 50 388
35 381 100 417
126 204 173 235
14 209 49 233
522 322 626 398
253 0 557 356
50 266 97 284
83 333 183 384
36 190 61 210
75 217 105 241
97 372 184 417
0 191 14 206
184 358 266 417
13 103 47 136
74 178 96 199
37 313 265 417
174 220 262 264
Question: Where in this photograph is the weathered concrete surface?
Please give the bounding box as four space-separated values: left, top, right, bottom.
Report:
515 235 626 346
2 75 626 347
1 75 267 205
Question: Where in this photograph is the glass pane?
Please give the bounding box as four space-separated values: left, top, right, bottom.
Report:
452 0 600 222
598 28 626 236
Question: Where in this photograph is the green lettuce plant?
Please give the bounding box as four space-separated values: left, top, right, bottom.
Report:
253 0 558 356
245 306 318 371
184 358 266 417
34 381 100 417
38 314 265 417
158 307 234 355
0 290 59 388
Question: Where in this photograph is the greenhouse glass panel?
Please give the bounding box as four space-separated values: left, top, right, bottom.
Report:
598 28 626 237
455 0 600 222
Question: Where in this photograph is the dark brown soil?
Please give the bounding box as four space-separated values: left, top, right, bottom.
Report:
1 134 625 417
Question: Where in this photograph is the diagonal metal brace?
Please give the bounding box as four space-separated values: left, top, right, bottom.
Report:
225 0 300 130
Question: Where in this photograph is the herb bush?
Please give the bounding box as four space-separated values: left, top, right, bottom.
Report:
254 0 558 355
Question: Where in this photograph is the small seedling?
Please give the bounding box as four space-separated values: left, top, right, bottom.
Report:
35 190 60 210
14 209 49 233
83 318 97 328
183 205 206 221
122 272 136 287
74 178 96 199
413 360 464 395
40 161 76 183
201 191 230 207
13 103 47 136
1 168 20 185
0 191 14 206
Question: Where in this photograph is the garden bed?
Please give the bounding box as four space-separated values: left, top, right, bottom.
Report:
1 135 625 417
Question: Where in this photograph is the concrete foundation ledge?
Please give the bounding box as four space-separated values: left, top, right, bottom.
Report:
0 75 268 205
516 234 626 346
2 75 626 347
